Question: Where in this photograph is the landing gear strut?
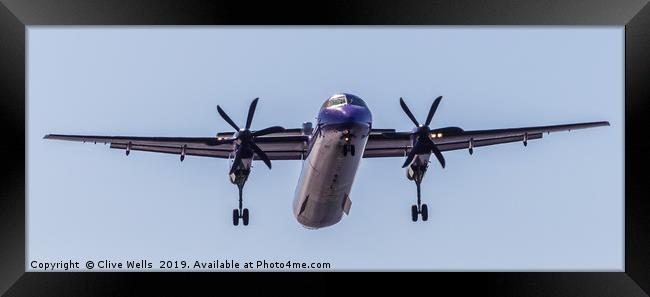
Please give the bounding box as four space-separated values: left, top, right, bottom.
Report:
230 169 250 226
410 166 429 222
232 183 250 226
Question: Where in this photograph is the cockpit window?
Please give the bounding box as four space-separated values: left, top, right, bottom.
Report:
346 94 367 107
321 93 367 109
323 95 347 108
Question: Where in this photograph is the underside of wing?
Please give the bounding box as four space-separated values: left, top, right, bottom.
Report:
364 121 609 158
44 132 309 161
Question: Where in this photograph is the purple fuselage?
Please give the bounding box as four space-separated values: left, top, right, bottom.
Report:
292 94 373 229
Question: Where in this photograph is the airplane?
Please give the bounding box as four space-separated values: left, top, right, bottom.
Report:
44 93 609 229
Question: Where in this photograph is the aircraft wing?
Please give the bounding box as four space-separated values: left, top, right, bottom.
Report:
44 131 309 161
363 121 610 158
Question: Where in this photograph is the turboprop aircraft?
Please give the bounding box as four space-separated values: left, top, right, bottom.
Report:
45 93 609 229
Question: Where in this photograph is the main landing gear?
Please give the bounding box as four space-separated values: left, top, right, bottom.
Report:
216 97 282 227
231 169 250 226
232 183 250 226
409 165 429 222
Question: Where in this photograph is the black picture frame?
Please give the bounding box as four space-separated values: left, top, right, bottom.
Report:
1 0 648 295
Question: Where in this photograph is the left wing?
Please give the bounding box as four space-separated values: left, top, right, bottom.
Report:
44 129 309 160
363 121 610 158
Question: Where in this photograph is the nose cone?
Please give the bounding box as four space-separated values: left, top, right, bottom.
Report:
319 104 372 125
318 94 372 125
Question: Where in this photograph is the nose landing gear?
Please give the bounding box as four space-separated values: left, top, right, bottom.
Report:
341 129 356 157
342 144 355 156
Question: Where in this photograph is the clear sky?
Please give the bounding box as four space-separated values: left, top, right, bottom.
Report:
27 27 623 271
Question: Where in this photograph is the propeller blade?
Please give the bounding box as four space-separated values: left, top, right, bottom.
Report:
399 97 420 126
428 141 446 168
217 105 240 131
245 97 259 130
424 96 442 126
402 147 419 168
205 138 235 146
252 126 285 137
250 142 272 169
229 153 242 175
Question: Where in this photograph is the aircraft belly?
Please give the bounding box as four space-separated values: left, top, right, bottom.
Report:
293 124 369 229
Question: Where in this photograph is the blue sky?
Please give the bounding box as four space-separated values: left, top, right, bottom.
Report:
27 27 623 270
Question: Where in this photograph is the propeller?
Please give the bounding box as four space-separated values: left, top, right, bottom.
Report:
213 98 285 172
398 96 446 169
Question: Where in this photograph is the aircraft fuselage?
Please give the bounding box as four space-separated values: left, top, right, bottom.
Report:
292 94 372 229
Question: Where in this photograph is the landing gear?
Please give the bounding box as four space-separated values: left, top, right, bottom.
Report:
342 129 356 157
232 209 239 226
231 172 251 226
409 165 429 222
411 204 428 222
232 208 250 226
342 144 355 156
242 208 249 226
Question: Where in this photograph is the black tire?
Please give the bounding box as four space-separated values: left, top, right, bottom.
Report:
411 205 418 222
421 204 428 221
242 208 249 226
343 145 348 156
350 145 355 156
232 209 239 226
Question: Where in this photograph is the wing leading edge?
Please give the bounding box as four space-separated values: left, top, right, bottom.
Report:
363 121 610 158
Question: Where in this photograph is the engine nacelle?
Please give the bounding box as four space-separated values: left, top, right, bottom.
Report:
406 166 416 180
228 157 253 185
406 154 429 181
406 166 415 180
229 169 250 185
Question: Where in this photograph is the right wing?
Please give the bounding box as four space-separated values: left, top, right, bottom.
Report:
44 128 309 161
363 121 610 158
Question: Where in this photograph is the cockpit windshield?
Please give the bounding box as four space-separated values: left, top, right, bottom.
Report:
322 93 368 109
322 95 347 108
345 94 368 107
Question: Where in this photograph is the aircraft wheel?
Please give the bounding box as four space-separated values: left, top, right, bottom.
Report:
342 145 348 156
242 208 249 226
411 205 418 222
350 145 355 156
232 209 239 226
421 204 428 221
